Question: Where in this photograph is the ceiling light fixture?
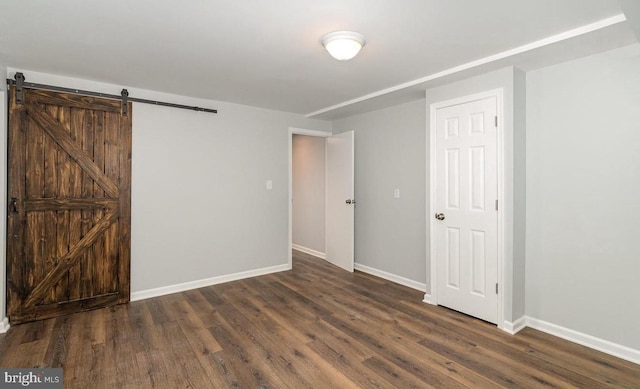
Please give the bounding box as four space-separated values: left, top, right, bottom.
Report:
321 31 366 61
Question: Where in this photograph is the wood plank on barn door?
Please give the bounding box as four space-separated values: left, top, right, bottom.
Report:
81 109 95 299
92 110 106 296
6 98 25 320
117 101 132 301
68 107 84 302
6 86 132 324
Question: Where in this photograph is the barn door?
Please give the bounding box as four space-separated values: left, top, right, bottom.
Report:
6 86 132 324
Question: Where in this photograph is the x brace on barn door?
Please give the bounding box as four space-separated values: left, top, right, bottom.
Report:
6 72 218 116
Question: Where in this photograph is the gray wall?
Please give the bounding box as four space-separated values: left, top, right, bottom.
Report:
1 69 331 298
526 44 640 350
333 99 427 284
292 135 326 253
619 1 640 43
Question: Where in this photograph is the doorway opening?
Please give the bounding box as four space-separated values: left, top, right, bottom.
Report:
289 128 330 269
288 128 355 272
291 133 327 260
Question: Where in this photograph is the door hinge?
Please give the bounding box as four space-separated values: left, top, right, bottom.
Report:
494 116 498 127
495 199 498 211
495 283 498 294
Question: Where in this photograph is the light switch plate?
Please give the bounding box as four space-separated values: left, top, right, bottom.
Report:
266 180 273 190
394 189 400 199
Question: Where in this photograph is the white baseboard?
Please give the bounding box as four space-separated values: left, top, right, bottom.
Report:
292 244 326 259
422 293 435 305
131 264 291 302
0 317 10 333
524 316 640 365
502 316 527 335
354 263 427 292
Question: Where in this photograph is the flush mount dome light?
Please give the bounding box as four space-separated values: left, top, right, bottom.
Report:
321 31 366 61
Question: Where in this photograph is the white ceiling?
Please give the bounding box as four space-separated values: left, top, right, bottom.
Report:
0 0 637 119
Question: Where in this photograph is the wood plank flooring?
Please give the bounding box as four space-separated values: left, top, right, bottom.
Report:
1 250 639 388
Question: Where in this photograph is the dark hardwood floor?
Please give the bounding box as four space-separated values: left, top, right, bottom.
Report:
1 250 639 388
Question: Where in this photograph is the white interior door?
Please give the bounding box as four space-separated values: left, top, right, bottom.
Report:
434 96 498 323
326 130 355 272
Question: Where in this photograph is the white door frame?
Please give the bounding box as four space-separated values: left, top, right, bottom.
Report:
288 127 331 269
427 88 506 329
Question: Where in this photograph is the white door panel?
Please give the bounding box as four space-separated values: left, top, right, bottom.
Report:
435 96 498 323
326 131 355 272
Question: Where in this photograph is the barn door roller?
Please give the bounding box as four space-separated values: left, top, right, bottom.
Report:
14 72 25 104
6 73 218 115
121 89 129 117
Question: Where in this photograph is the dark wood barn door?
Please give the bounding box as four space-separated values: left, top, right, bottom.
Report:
6 86 132 324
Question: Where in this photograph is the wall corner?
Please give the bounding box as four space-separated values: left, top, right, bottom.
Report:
512 67 527 320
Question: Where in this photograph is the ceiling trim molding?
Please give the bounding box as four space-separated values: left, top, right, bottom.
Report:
306 13 627 118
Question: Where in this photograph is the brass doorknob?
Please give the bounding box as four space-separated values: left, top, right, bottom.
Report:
435 213 445 220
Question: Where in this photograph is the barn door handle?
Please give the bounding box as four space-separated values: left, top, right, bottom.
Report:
9 198 18 213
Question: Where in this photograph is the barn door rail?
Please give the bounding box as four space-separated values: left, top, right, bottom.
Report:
6 72 218 116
